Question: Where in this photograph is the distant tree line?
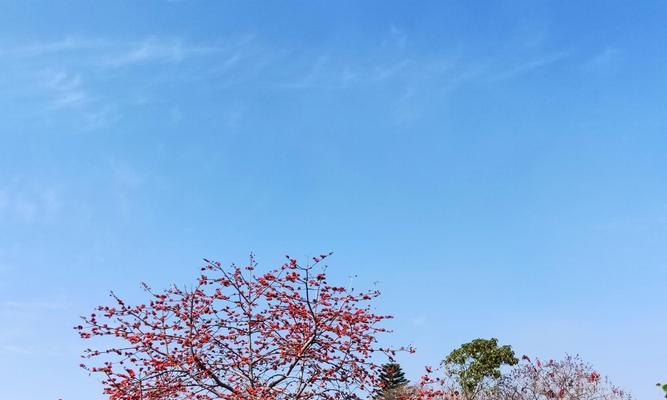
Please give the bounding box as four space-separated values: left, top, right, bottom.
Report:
75 254 647 400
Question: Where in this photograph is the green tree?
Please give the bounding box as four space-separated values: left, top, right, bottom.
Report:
442 338 518 400
374 362 409 400
658 382 667 398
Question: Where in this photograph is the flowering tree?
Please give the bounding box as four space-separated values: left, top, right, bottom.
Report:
493 355 632 400
414 354 631 400
76 254 408 400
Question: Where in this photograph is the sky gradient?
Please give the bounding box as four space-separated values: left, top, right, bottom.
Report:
0 1 666 399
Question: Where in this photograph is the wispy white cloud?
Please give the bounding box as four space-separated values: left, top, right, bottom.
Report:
0 35 253 131
40 70 89 109
111 159 144 189
0 343 37 355
81 104 122 131
387 25 408 50
0 300 71 311
0 36 108 58
275 54 345 90
0 179 63 223
108 158 147 218
99 37 222 67
491 51 569 81
0 32 570 135
275 56 448 91
409 316 428 327
583 46 620 73
0 36 222 66
512 19 550 50
221 104 246 128
371 59 413 82
0 301 71 358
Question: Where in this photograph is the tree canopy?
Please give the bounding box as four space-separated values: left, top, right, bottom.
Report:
442 338 518 400
76 254 409 400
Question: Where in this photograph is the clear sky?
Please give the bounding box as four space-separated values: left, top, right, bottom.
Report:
0 1 665 399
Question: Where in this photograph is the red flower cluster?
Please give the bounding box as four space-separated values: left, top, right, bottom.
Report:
76 254 406 400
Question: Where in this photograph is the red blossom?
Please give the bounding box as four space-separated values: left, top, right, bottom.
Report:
75 254 404 400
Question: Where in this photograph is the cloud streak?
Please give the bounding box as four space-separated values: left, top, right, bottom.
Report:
0 179 63 223
99 37 224 67
0 32 571 134
0 36 243 131
41 70 88 108
491 51 569 81
0 300 71 311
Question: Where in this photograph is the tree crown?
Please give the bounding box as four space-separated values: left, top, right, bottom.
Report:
76 254 408 400
443 338 518 399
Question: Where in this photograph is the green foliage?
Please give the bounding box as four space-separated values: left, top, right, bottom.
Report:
374 362 409 400
658 382 667 398
443 338 518 400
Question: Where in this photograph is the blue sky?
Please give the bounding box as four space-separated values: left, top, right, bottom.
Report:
1 1 666 399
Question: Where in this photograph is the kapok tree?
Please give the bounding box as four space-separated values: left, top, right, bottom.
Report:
76 254 409 400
